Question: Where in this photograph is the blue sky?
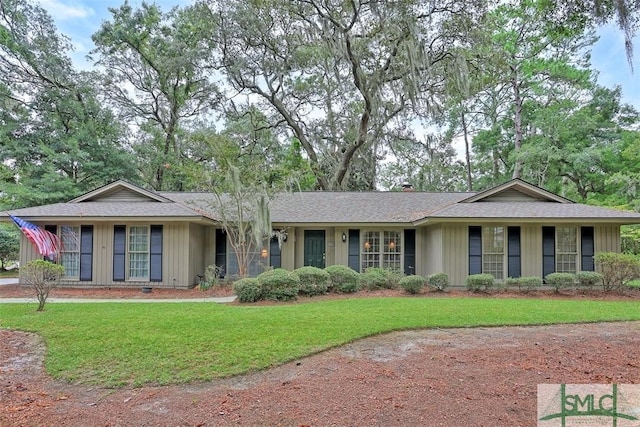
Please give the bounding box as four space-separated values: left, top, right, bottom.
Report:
39 0 639 109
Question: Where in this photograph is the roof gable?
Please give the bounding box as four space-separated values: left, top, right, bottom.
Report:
459 179 572 204
70 180 171 203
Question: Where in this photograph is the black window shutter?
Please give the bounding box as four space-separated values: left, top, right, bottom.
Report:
581 227 595 271
542 226 556 278
79 225 93 281
150 225 163 282
469 226 482 275
404 229 416 276
44 225 57 262
215 229 227 276
113 225 126 281
507 226 521 278
269 236 281 269
348 229 360 272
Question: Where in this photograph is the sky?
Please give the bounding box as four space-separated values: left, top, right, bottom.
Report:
38 0 640 110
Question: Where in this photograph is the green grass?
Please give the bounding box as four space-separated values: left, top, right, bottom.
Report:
2 297 640 387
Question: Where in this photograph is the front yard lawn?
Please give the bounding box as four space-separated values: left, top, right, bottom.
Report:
2 297 639 387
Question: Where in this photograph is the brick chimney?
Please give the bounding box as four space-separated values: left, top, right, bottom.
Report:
401 182 414 192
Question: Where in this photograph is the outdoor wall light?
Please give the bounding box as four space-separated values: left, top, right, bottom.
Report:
261 248 268 258
364 241 371 250
389 241 396 250
342 232 347 242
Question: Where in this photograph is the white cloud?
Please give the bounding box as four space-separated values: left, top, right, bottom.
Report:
37 0 94 20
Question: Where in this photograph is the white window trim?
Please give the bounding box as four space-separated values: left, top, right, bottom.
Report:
59 225 81 280
361 230 402 272
127 225 150 281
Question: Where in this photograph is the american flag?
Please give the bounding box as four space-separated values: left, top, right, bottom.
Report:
9 215 60 257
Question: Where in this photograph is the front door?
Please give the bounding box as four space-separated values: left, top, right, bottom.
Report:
304 230 325 268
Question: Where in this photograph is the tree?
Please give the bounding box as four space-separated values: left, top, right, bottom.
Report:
0 224 19 270
91 1 220 191
186 111 310 276
469 0 594 180
206 0 481 190
0 0 138 208
377 133 466 191
190 130 273 277
21 259 64 311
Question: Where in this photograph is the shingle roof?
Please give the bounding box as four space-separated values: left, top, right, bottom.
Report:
1 201 208 219
426 202 640 220
3 180 640 225
267 192 472 223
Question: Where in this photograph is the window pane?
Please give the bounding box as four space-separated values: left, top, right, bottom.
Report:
557 227 577 253
60 226 80 251
482 227 504 279
483 226 504 253
361 231 403 272
60 226 80 278
361 231 380 271
128 226 149 279
556 227 577 274
129 227 149 252
382 231 401 271
129 253 149 278
483 254 504 280
61 252 80 277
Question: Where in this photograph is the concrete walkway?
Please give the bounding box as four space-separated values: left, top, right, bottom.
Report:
0 278 236 303
0 296 237 304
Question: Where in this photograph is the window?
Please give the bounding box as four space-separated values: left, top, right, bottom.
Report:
60 226 80 278
114 225 162 282
556 227 578 273
362 231 401 271
483 226 505 280
128 226 149 279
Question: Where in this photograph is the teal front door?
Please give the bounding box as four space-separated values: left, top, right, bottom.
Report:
304 230 325 268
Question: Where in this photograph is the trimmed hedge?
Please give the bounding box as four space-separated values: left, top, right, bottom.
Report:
575 271 604 289
295 266 330 296
399 275 425 294
359 268 402 290
233 278 263 303
257 268 300 301
545 272 575 293
324 265 360 293
428 273 449 291
505 276 542 292
466 273 495 292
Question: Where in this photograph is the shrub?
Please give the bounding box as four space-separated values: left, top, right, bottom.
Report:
575 271 604 289
465 274 495 292
295 266 330 296
199 264 224 291
233 278 263 303
359 268 402 290
545 272 575 293
427 273 449 291
325 265 360 293
506 276 542 292
399 275 425 294
21 259 65 311
594 252 640 291
257 268 300 301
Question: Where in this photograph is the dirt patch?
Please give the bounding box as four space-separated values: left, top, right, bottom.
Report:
2 286 640 426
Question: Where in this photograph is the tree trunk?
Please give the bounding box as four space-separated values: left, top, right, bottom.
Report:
460 109 473 191
511 68 523 180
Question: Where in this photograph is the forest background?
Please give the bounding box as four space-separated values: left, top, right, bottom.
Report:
2 0 640 255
